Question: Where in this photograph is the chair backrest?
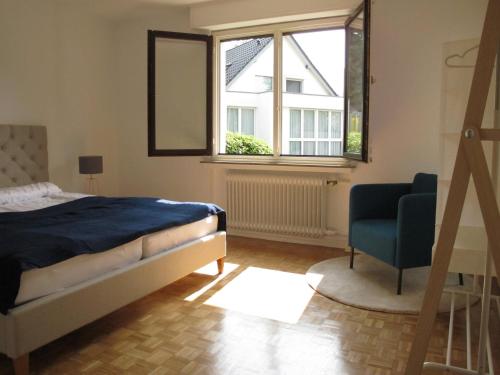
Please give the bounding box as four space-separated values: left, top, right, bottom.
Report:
411 173 437 194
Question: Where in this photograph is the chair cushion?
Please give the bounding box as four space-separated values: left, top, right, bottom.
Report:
411 173 437 194
351 219 397 266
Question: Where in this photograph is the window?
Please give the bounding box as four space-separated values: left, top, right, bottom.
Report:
285 109 343 156
241 108 255 135
257 75 273 92
286 79 302 93
227 107 238 132
214 0 370 161
227 107 255 135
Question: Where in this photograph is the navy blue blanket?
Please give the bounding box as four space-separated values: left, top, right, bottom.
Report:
0 196 226 313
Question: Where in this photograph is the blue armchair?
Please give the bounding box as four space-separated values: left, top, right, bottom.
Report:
348 173 438 294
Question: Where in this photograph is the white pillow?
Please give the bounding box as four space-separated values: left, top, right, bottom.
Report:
0 182 62 204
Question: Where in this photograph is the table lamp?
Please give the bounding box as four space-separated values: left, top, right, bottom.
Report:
79 155 103 194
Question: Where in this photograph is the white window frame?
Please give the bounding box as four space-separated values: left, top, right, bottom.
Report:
212 16 347 162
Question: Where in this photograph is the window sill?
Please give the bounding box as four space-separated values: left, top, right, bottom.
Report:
201 156 356 173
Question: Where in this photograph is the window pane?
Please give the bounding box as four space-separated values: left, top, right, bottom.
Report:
345 8 365 157
318 141 329 155
290 109 301 138
331 141 342 156
241 108 255 135
151 34 208 153
227 108 238 132
289 141 301 155
286 80 302 93
318 111 329 138
304 110 315 138
258 76 272 92
331 111 342 138
281 29 345 156
220 36 273 155
303 141 315 155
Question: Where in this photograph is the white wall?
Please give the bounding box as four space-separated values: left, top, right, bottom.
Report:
0 0 490 247
195 0 489 238
0 0 117 194
0 0 120 195
330 0 489 235
113 5 218 204
358 0 487 182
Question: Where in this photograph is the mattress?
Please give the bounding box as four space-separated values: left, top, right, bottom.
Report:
2 186 219 306
143 215 218 258
15 238 143 305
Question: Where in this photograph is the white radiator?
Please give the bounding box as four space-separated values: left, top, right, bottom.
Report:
226 173 327 238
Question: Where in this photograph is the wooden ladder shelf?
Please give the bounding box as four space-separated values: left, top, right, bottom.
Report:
405 0 500 374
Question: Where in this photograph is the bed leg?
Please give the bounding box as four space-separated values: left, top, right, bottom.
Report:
217 257 225 274
12 354 29 375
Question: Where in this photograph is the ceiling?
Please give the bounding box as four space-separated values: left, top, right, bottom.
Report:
58 0 224 19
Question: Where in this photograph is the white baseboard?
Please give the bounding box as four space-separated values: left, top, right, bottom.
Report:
227 228 347 249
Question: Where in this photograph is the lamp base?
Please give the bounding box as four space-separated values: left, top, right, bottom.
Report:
86 175 99 195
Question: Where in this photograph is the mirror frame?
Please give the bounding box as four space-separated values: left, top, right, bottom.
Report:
147 30 213 156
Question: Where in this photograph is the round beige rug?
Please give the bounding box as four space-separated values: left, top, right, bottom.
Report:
306 255 477 314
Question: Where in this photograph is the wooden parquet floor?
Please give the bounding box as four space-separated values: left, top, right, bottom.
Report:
1 236 499 374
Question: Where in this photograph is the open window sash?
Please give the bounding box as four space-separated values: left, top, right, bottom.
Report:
148 30 213 156
343 0 370 161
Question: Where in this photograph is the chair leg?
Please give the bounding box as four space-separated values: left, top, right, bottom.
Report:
397 268 403 295
459 272 464 286
349 246 354 269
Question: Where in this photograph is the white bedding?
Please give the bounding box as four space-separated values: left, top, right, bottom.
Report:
16 238 143 305
0 192 89 212
0 182 64 206
2 184 219 305
143 215 218 258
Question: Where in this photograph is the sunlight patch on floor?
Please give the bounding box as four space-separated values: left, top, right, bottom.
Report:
204 267 319 324
184 262 240 302
194 261 239 277
306 272 324 288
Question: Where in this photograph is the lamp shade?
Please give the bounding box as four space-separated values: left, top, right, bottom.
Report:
79 156 103 175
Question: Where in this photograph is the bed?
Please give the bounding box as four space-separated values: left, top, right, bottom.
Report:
0 124 226 375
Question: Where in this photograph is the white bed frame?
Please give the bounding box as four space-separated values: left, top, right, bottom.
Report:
0 125 226 374
0 232 226 374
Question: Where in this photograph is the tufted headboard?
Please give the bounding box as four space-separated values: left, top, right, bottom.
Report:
0 125 49 187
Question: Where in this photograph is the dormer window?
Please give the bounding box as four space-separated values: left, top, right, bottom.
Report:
257 76 273 92
286 79 302 93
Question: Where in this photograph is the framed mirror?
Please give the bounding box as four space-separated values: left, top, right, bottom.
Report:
148 30 212 156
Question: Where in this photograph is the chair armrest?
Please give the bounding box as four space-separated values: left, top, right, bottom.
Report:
395 193 436 268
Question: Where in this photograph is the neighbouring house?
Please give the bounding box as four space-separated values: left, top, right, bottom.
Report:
220 36 345 156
